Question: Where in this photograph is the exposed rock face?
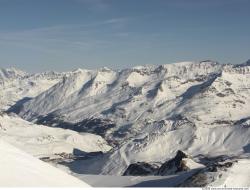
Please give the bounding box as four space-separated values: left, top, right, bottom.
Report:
123 150 199 177
123 162 159 176
179 162 235 187
180 155 237 187
158 150 190 175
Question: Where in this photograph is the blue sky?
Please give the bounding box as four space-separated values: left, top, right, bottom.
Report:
0 0 250 72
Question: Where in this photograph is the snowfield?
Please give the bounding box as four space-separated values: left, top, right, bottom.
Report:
0 113 111 157
0 68 66 111
0 140 90 187
220 159 250 187
1 60 250 187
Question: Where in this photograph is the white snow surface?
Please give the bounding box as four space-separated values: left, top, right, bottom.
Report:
208 158 250 187
221 159 250 187
19 61 226 124
72 124 250 176
0 67 27 82
0 140 91 187
0 69 66 111
0 113 111 157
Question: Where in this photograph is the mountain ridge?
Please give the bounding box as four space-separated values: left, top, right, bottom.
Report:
1 60 250 185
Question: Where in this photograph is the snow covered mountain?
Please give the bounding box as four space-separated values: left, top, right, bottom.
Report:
0 68 68 111
15 60 250 143
1 60 250 187
16 61 223 141
0 67 27 82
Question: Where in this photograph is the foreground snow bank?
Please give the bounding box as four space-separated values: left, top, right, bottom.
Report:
218 159 250 187
0 140 91 187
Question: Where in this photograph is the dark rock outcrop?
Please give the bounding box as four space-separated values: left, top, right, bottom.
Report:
158 150 190 175
123 162 159 176
180 155 237 187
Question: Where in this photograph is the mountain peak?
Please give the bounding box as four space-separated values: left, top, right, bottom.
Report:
0 67 27 81
233 59 250 68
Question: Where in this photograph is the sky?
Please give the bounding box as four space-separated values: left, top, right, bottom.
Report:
0 0 250 72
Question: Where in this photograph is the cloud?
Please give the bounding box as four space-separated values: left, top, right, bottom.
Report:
0 17 129 55
103 17 127 24
164 0 249 9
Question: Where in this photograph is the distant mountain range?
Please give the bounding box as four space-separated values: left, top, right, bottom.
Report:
1 60 250 187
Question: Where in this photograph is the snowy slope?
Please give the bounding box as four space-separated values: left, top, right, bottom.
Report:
0 67 27 83
0 140 90 187
79 173 198 187
77 158 250 187
17 61 223 141
219 159 250 187
65 121 250 176
0 113 111 157
0 69 66 111
15 61 250 141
